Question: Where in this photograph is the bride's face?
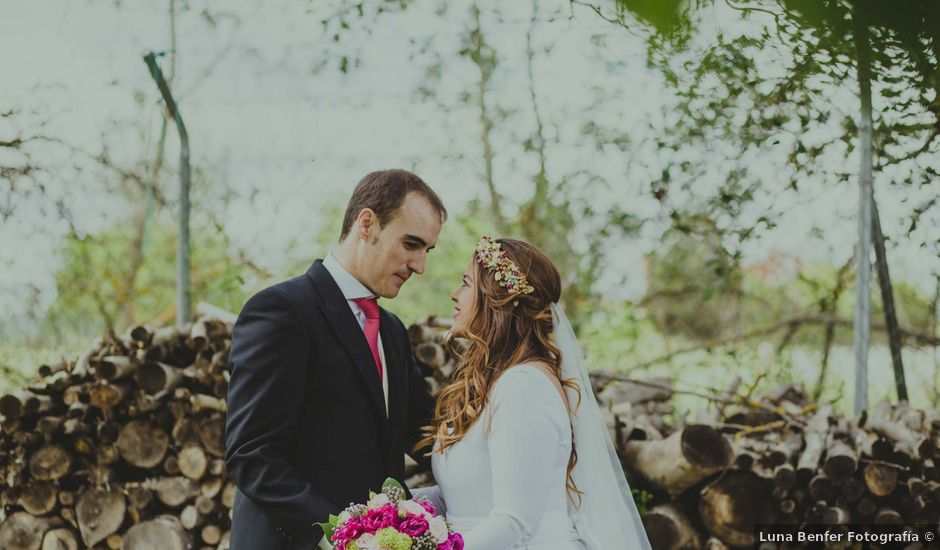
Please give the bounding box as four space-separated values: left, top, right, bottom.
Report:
450 259 476 336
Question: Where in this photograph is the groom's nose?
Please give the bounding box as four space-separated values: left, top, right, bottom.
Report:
408 252 426 275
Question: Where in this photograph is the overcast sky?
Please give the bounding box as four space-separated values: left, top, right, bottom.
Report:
1 0 937 331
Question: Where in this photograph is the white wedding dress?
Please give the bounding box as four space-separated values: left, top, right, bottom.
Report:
429 364 584 549
414 304 652 550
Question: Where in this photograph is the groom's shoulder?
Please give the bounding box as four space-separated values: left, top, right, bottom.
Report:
239 273 318 315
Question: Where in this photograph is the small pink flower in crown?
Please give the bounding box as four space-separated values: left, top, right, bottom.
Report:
474 237 535 296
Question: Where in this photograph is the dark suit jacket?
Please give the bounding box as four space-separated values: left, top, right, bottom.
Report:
224 260 436 550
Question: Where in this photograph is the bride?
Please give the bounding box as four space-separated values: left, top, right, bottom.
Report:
414 237 652 549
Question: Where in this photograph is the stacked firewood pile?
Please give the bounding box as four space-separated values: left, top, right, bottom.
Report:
0 304 236 550
408 316 940 549
3 311 938 549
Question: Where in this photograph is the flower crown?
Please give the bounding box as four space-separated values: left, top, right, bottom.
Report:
474 236 535 296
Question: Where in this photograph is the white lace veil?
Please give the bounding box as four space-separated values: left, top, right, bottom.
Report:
551 303 652 550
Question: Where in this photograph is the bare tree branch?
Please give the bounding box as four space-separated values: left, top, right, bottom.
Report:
469 4 508 233
626 312 940 372
877 125 940 169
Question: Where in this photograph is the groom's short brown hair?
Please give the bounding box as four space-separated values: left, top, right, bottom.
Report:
339 169 447 241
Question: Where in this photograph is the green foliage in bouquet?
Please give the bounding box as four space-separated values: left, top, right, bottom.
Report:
317 478 407 544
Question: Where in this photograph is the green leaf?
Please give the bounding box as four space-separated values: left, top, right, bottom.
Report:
382 477 403 491
317 521 336 542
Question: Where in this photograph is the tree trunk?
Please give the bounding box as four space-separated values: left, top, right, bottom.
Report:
178 446 208 480
19 481 57 515
41 528 79 550
136 362 183 395
220 483 236 509
199 477 223 499
822 505 850 525
699 470 776 547
0 391 52 420
840 477 865 502
0 512 49 550
29 445 71 481
814 260 851 400
190 394 227 414
641 504 702 550
95 356 138 381
796 404 832 480
143 52 190 327
414 342 446 369
90 382 133 410
153 477 198 508
179 505 200 530
127 486 154 523
863 462 899 496
623 424 733 496
823 433 858 483
117 420 169 468
852 10 874 415
870 195 908 401
121 515 189 550
76 489 126 547
469 4 508 234
200 524 221 545
874 508 902 524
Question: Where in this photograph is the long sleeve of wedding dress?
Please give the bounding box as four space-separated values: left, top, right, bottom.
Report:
459 367 573 549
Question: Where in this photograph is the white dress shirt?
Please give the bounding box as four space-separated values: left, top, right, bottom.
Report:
322 252 389 417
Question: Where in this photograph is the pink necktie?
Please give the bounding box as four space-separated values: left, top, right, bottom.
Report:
352 297 382 380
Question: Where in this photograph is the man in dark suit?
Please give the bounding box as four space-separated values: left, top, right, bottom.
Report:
225 170 446 550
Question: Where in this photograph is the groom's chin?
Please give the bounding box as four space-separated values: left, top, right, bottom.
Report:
379 285 402 299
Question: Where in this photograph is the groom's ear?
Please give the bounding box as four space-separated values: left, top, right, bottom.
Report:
355 208 379 241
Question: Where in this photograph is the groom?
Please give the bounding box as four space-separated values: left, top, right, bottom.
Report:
225 170 446 550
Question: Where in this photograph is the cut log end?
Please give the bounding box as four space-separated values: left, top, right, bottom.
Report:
699 471 776 547
76 489 126 547
121 515 189 550
642 504 701 550
1 512 50 550
41 528 80 550
29 444 72 481
681 425 734 470
117 420 169 469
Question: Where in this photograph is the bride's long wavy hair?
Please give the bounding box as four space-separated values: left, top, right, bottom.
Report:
416 238 583 505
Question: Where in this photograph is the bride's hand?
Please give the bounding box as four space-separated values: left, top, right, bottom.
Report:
409 485 447 516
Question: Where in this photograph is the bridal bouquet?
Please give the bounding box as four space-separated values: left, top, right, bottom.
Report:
318 478 464 550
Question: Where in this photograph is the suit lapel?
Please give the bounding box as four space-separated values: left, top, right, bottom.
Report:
306 261 387 429
380 309 407 447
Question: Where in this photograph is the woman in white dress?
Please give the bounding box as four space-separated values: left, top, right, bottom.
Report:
414 237 652 550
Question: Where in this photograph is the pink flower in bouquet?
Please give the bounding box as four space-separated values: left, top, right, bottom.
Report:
331 519 364 545
417 499 437 516
398 514 429 537
359 504 399 533
438 532 465 550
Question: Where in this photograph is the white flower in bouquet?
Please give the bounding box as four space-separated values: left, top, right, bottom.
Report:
353 533 378 550
318 478 464 550
428 516 449 542
398 499 429 519
367 492 390 509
